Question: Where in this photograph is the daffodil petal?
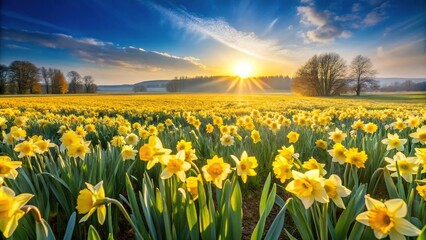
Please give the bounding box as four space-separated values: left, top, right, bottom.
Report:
332 196 345 209
97 205 106 225
365 195 384 210
373 230 387 239
384 199 407 218
389 229 405 240
160 169 173 180
1 210 25 238
356 211 369 225
394 218 421 236
299 196 314 209
176 171 186 182
79 208 96 223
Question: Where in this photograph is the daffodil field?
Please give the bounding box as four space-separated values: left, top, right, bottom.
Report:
0 94 425 240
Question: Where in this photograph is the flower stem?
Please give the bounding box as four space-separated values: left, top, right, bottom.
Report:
106 198 144 240
21 205 43 222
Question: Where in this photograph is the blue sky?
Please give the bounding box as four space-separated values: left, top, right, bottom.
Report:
1 0 425 84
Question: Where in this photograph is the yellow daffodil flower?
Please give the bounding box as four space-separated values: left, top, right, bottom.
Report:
0 156 22 185
138 136 171 170
381 133 407 151
220 134 234 147
324 174 351 209
231 151 258 183
251 130 261 144
0 186 34 238
59 130 81 152
415 148 426 173
272 155 293 183
416 179 426 201
125 133 139 146
76 181 107 225
186 175 201 200
410 125 426 144
344 148 368 168
302 157 327 176
364 122 378 134
385 152 419 182
285 169 329 209
67 141 91 159
201 155 231 189
277 145 299 163
315 139 327 150
121 145 138 160
356 195 421 239
160 151 191 182
328 143 348 165
287 131 300 143
14 140 37 158
328 128 347 143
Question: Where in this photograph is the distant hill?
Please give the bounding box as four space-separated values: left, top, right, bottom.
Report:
376 78 426 86
377 78 426 91
133 80 170 88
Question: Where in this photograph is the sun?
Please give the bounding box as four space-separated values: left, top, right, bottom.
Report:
234 61 253 78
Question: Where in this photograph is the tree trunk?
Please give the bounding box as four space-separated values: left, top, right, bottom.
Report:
356 76 361 96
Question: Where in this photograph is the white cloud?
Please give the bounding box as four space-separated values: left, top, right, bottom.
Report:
305 25 352 43
297 1 389 43
297 6 352 43
76 38 110 46
1 27 206 72
297 6 328 26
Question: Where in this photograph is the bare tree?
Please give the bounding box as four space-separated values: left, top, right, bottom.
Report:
0 64 7 94
83 75 95 93
8 61 40 94
292 53 349 96
67 70 82 93
40 67 54 94
51 69 69 94
349 55 378 96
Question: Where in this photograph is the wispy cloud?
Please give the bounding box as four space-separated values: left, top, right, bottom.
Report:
0 27 205 72
146 1 287 62
263 18 279 36
362 1 388 26
3 43 29 50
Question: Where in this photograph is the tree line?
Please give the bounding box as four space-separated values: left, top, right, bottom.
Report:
292 53 378 96
0 60 97 94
